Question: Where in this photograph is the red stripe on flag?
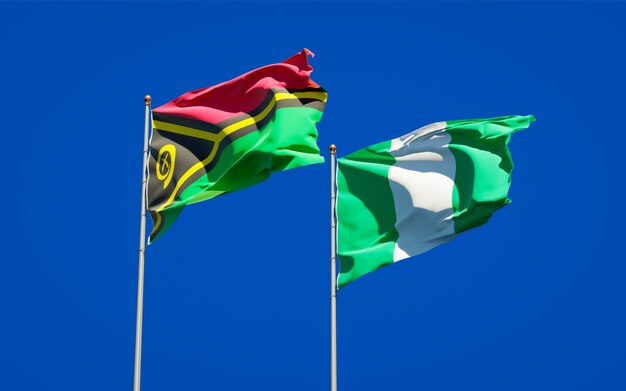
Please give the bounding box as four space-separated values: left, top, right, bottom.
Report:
153 49 320 125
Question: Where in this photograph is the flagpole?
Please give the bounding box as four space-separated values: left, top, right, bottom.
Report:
133 95 151 391
330 144 338 391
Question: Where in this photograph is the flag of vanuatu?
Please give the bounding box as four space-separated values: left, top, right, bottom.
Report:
147 49 327 243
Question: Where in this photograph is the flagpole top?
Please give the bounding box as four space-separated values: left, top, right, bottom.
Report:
144 95 151 105
330 144 336 154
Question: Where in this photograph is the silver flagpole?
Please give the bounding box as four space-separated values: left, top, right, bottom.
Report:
330 144 338 391
133 95 151 391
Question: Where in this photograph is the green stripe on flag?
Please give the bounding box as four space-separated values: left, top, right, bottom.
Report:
336 140 398 289
447 115 535 233
184 107 324 204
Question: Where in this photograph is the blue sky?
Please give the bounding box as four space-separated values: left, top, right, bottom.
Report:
1 2 625 390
